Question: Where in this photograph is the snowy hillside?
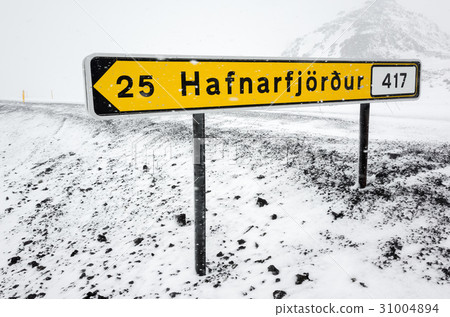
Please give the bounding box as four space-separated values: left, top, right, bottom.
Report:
283 0 450 93
1 101 449 299
283 0 450 60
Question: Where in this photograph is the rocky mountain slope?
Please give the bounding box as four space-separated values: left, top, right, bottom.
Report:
283 0 450 60
283 0 450 98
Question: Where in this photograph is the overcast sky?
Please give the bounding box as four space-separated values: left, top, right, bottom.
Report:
1 0 449 103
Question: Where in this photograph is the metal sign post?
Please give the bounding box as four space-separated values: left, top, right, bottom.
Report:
193 113 206 276
359 103 370 188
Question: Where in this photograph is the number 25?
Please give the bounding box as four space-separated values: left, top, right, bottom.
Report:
117 75 154 98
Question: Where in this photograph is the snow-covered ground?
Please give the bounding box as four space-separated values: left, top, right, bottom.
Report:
1 91 449 299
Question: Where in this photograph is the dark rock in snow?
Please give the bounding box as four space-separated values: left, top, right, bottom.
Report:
384 238 403 260
97 234 107 242
255 256 271 263
143 165 148 171
331 211 344 220
169 292 181 298
256 197 268 207
441 267 450 280
237 239 246 245
26 294 37 299
175 214 186 226
41 198 51 204
275 278 281 283
23 240 33 246
8 256 21 266
168 243 174 248
70 250 78 257
36 252 47 259
234 195 241 200
105 248 113 254
388 152 401 159
237 246 246 251
28 261 39 268
216 252 224 257
83 291 99 299
256 175 265 179
273 290 286 299
434 196 450 207
359 282 368 288
134 237 144 246
271 214 277 220
295 273 311 285
268 265 280 275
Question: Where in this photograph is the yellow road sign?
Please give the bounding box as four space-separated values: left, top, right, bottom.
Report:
84 54 420 118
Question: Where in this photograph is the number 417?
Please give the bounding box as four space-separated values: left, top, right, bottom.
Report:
383 73 407 88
